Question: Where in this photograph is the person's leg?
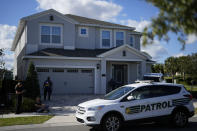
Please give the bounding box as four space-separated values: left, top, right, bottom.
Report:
37 108 44 113
48 90 51 101
44 105 49 112
16 96 22 114
44 88 47 100
16 97 19 114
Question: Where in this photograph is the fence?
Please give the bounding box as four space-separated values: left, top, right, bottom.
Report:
0 79 17 106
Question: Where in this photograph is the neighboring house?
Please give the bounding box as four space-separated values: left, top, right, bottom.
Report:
11 9 154 95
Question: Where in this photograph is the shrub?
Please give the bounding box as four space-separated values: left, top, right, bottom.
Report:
185 76 192 85
165 78 172 83
22 97 36 112
12 97 36 112
24 62 40 99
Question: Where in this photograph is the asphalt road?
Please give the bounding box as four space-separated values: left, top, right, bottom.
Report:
6 117 197 131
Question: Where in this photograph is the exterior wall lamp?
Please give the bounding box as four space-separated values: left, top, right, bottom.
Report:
97 64 100 69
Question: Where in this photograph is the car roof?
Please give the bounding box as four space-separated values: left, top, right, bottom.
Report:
124 81 183 89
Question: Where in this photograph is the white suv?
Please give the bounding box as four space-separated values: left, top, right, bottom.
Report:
76 81 195 131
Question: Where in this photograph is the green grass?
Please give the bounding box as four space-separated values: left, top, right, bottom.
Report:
195 108 197 114
0 115 53 127
184 85 197 91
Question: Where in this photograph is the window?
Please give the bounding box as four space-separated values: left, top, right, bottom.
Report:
41 26 50 43
104 86 134 100
131 86 151 100
101 30 111 48
151 85 181 97
116 31 124 47
130 36 135 47
79 27 88 37
81 69 93 73
37 68 49 72
52 68 64 72
67 69 78 73
40 25 61 44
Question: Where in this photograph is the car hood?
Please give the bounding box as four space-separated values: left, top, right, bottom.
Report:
78 99 114 108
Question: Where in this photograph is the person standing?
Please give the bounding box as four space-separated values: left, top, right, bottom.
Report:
43 77 53 101
15 81 25 114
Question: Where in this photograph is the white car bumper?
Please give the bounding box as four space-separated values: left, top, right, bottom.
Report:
75 110 102 126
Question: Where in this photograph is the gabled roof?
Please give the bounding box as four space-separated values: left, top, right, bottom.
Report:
65 14 135 30
28 48 112 57
97 44 152 60
11 9 78 51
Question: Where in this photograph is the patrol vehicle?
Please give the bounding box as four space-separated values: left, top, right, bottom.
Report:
76 81 194 131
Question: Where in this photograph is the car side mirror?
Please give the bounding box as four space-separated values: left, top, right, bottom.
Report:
127 96 135 101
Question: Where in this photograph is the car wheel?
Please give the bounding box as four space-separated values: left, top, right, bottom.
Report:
172 110 188 127
102 114 122 131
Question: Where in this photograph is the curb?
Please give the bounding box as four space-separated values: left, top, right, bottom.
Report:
0 122 81 131
1 115 197 130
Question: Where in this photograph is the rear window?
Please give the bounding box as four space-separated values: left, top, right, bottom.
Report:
150 85 181 97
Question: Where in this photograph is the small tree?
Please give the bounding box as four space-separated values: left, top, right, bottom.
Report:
151 64 164 74
24 62 40 99
165 57 179 83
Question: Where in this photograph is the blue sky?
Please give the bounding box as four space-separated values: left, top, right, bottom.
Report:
0 0 197 69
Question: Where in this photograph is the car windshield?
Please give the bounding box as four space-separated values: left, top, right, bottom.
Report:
104 86 134 100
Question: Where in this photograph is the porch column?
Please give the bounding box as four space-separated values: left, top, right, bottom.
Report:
141 61 146 79
101 59 107 94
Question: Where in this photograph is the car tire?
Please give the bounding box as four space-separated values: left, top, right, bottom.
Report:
172 110 188 127
101 114 122 131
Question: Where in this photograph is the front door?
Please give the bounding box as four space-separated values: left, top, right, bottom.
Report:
112 64 128 85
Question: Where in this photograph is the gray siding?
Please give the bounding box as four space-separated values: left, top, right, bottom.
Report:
25 13 141 52
75 26 96 49
26 13 75 51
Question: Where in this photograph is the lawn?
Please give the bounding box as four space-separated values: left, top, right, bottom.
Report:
0 115 53 127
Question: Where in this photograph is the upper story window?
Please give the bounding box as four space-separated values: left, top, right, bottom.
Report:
79 27 88 37
115 31 124 47
130 35 135 47
101 30 111 48
40 24 62 44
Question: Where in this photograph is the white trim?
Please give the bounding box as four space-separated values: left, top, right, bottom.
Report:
64 45 75 50
39 23 63 46
78 23 135 30
35 65 97 94
23 55 101 60
114 30 126 47
129 32 142 35
22 9 77 24
146 61 155 64
78 27 88 37
100 29 112 49
106 58 143 62
98 44 152 60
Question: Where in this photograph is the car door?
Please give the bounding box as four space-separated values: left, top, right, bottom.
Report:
120 86 154 121
148 85 181 117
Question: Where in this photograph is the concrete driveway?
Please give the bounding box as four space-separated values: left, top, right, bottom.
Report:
43 94 103 115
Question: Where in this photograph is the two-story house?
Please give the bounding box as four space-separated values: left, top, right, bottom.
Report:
11 9 154 95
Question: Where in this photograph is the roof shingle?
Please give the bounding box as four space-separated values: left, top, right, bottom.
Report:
28 48 113 57
65 14 133 29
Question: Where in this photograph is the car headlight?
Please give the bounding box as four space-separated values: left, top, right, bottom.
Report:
87 105 105 111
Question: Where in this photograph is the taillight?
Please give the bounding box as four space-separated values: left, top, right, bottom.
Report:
184 94 193 100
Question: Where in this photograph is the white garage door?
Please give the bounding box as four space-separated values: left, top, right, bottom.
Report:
37 68 94 94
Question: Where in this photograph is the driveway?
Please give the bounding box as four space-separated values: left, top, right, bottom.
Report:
43 94 103 115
